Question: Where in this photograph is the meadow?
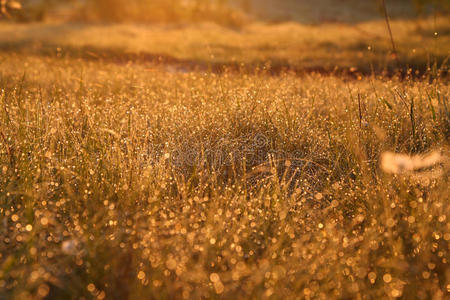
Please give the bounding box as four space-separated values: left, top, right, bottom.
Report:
0 1 449 299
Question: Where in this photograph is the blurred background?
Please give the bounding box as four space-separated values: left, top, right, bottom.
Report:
0 0 448 75
3 0 449 25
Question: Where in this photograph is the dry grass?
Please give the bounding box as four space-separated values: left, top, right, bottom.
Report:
0 15 448 74
0 2 449 298
13 0 448 24
0 51 448 299
246 0 418 23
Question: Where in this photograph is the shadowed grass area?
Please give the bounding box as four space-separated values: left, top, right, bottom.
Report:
247 0 418 23
0 53 448 299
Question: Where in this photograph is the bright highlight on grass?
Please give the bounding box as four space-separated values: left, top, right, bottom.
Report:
380 150 444 174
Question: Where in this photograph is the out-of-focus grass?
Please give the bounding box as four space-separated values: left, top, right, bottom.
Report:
11 0 446 24
247 0 418 23
0 53 448 299
0 15 448 73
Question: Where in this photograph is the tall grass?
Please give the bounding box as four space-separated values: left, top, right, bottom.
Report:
0 54 448 299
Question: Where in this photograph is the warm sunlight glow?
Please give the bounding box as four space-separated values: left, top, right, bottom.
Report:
0 0 448 299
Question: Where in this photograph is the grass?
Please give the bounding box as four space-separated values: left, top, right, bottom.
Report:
0 52 448 299
245 0 419 23
0 15 448 74
0 3 449 299
13 0 447 24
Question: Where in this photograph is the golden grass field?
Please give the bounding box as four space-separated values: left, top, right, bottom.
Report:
0 1 449 299
1 15 449 74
